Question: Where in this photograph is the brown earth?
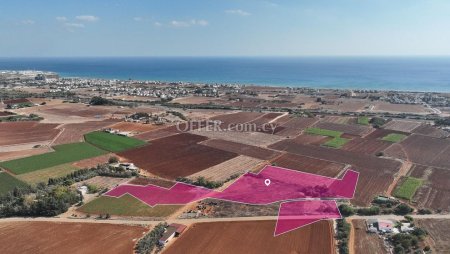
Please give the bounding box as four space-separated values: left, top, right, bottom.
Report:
52 119 120 145
269 140 401 205
411 124 448 138
134 128 180 141
118 133 237 180
0 221 148 254
274 116 319 137
416 219 450 254
314 121 373 137
128 177 176 188
0 147 52 162
272 152 345 177
351 220 388 254
163 220 335 254
108 122 163 133
384 134 450 169
71 154 113 168
409 165 450 212
0 122 60 146
383 120 422 133
200 139 282 160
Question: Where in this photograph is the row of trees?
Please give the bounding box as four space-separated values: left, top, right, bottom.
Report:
135 223 168 254
176 174 241 189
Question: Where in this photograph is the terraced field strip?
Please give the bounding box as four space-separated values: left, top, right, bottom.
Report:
188 155 264 182
16 164 80 185
382 133 407 143
84 131 147 152
0 142 108 175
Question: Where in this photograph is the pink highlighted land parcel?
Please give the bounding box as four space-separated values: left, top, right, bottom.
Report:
105 165 359 236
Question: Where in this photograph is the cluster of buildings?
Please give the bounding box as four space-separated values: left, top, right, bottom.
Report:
366 219 415 234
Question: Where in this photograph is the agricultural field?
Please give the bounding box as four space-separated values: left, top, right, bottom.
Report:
128 177 176 188
200 139 282 160
196 199 279 218
163 221 335 254
273 116 319 137
16 164 80 185
209 112 264 128
416 219 450 254
384 134 450 168
0 221 147 254
108 121 162 133
409 165 450 211
305 127 350 149
342 137 392 155
0 147 52 162
393 177 423 200
0 121 60 146
357 116 370 125
351 220 388 254
53 119 120 145
291 134 332 146
0 171 27 195
412 124 449 138
323 116 356 125
133 127 179 141
382 133 407 143
79 194 181 218
188 155 264 182
84 131 147 152
314 121 373 137
0 142 107 175
71 154 113 168
383 119 422 133
118 133 237 180
269 140 401 205
77 176 129 190
272 153 344 177
191 129 284 147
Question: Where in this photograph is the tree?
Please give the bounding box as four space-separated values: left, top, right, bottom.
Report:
394 203 413 215
338 204 355 217
108 156 119 164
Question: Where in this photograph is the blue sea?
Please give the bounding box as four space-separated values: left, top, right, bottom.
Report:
0 57 450 92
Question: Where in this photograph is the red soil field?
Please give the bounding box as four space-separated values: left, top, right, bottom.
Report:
269 140 401 205
314 121 373 137
118 133 238 180
210 112 264 128
352 220 388 254
3 98 30 104
409 165 450 211
411 124 448 138
416 219 450 253
200 139 282 160
108 122 162 133
42 105 113 117
291 134 332 146
71 154 113 168
274 116 319 137
0 111 14 116
52 119 119 145
248 112 284 125
384 134 450 169
0 221 147 254
0 122 60 146
133 128 180 141
364 128 409 139
272 153 345 177
342 137 392 155
163 220 335 254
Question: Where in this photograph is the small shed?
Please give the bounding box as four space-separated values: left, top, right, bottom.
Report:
158 226 177 246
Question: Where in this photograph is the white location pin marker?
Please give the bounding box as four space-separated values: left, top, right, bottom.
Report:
264 179 271 186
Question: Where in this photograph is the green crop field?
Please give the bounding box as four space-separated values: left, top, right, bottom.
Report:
323 137 351 149
394 177 423 200
357 116 370 125
0 172 28 195
78 194 181 217
16 164 80 185
0 142 107 175
382 133 407 143
306 127 343 138
84 131 147 152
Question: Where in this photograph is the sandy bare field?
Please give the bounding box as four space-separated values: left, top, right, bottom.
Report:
0 221 148 254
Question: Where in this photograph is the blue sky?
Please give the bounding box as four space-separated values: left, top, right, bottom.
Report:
1 0 450 57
